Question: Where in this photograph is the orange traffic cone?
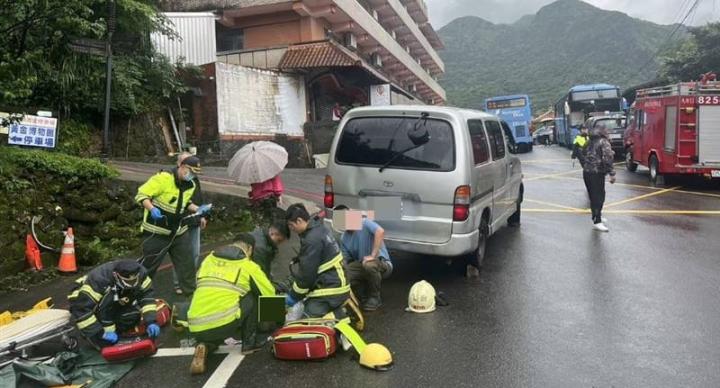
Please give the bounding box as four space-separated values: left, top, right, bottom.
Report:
25 234 43 271
58 227 78 274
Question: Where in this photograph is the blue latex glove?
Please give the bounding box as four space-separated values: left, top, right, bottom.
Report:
196 204 212 215
285 294 298 307
102 331 118 344
149 207 163 221
146 323 160 338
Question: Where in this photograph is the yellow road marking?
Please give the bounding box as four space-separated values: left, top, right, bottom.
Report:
673 189 720 199
524 198 584 212
524 162 624 182
542 175 663 191
524 168 584 181
524 208 720 215
604 186 682 208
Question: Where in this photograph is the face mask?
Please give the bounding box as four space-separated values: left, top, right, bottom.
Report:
184 171 195 182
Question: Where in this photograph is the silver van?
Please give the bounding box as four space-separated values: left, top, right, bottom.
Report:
323 106 523 266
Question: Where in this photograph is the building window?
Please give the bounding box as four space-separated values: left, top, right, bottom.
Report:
216 23 243 52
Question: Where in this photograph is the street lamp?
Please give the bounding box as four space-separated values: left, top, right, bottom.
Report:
102 0 116 161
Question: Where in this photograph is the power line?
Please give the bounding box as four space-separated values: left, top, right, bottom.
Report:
633 0 702 77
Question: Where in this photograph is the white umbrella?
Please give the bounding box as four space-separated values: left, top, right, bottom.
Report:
227 141 288 184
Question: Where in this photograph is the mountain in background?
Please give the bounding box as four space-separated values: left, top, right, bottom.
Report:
437 0 681 112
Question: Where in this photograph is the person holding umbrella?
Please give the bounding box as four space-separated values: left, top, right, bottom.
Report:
227 141 288 207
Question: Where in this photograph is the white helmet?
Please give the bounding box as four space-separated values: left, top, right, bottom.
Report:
405 280 436 313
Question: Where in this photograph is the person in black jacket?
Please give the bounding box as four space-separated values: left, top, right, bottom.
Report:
583 123 616 232
249 221 290 280
284 203 350 318
67 260 160 349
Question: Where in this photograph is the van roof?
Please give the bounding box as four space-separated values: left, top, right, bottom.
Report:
346 105 497 120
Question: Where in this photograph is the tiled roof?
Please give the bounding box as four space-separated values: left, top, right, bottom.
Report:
279 41 359 69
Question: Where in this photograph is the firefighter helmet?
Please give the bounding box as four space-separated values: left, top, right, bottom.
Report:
359 343 393 371
405 280 436 313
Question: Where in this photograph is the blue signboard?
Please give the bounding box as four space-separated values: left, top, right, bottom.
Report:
8 115 58 148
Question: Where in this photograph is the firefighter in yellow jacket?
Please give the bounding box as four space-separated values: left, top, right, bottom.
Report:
135 156 209 295
188 234 275 374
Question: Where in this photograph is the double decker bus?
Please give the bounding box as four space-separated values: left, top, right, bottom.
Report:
553 84 624 148
484 94 533 152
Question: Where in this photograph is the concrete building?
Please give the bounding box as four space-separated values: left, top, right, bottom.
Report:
158 0 446 165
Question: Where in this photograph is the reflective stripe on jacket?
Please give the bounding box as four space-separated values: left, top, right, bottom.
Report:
67 260 156 337
135 169 195 236
188 248 275 333
290 217 350 301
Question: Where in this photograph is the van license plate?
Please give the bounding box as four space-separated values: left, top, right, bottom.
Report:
368 196 402 220
609 134 622 139
712 170 720 178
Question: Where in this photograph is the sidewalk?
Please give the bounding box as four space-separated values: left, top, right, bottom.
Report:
111 161 323 214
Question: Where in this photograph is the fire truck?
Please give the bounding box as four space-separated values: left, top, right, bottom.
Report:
624 73 720 184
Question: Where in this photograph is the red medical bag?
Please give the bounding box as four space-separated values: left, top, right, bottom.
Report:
271 320 337 361
101 338 157 362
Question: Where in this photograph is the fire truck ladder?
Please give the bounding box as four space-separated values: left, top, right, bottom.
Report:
637 81 720 98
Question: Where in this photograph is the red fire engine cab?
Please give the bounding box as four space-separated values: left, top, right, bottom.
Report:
624 73 720 184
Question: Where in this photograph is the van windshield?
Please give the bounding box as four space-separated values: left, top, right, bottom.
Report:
335 117 455 171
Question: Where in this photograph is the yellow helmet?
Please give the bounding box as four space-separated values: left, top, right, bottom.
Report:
405 280 436 313
359 343 393 371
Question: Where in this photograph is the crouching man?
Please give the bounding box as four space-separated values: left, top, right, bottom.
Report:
334 206 393 311
188 234 275 375
68 260 160 349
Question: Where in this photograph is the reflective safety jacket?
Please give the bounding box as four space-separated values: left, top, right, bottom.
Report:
571 134 589 164
188 246 275 333
290 217 350 301
67 260 156 337
135 168 196 236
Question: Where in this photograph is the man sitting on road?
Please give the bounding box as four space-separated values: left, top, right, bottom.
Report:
249 221 290 280
188 234 276 374
67 260 160 349
334 206 393 311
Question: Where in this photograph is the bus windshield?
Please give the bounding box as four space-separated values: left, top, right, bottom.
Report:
484 95 533 147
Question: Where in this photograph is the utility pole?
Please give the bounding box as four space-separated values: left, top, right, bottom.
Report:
102 0 116 161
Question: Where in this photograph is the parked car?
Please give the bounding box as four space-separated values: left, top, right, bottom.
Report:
585 114 626 155
532 125 554 145
323 106 524 267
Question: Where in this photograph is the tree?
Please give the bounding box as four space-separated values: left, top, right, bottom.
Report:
659 23 720 82
0 0 186 119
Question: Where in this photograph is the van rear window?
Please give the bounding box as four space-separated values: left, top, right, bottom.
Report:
335 117 455 171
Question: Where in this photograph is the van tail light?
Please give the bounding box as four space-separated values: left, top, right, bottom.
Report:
324 175 334 209
453 185 471 221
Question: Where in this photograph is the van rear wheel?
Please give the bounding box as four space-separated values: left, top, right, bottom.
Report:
469 217 489 270
508 193 522 227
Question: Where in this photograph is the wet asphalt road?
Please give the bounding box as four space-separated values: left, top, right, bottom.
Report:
6 145 720 387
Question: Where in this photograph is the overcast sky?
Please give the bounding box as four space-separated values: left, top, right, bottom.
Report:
426 0 719 28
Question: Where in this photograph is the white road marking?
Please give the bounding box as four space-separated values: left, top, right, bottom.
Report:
202 348 245 388
152 345 236 358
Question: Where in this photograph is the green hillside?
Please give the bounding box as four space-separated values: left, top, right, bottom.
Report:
438 0 680 112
